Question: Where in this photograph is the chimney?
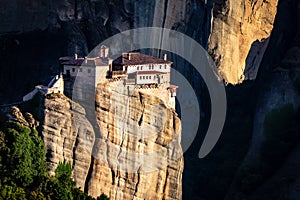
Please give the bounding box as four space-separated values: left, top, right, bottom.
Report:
74 53 78 60
108 58 113 72
128 53 132 61
100 45 109 58
164 54 167 61
122 53 127 63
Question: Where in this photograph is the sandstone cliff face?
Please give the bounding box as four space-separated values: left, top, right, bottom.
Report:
2 0 281 104
40 83 183 199
208 0 279 84
40 93 95 190
88 81 183 200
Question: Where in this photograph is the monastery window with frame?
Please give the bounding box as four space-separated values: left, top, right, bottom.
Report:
72 68 75 72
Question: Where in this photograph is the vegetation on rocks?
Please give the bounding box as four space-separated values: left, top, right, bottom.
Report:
0 120 109 200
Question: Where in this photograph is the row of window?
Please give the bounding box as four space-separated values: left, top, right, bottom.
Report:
138 75 164 80
135 65 167 70
71 68 91 73
139 75 152 80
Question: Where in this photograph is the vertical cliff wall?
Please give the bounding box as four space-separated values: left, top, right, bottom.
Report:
40 81 183 199
87 81 183 199
208 0 279 84
40 93 95 189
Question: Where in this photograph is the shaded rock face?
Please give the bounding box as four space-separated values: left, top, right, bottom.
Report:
208 0 279 84
223 0 300 198
5 106 39 128
40 83 183 199
0 0 281 105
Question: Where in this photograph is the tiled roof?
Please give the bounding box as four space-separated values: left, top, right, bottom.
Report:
168 84 179 89
128 70 168 76
61 57 108 66
113 53 172 65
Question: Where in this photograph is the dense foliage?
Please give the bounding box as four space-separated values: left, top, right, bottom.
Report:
0 121 109 200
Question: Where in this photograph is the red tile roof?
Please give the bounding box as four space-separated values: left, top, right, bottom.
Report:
168 84 178 89
127 70 168 76
61 57 108 66
113 52 172 66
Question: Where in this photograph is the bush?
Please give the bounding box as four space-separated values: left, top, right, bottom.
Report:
0 116 109 200
0 122 47 187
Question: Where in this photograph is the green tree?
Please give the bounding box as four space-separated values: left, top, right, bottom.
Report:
0 122 47 188
0 184 26 199
0 119 109 200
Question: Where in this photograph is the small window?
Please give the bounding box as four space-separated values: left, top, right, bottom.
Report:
146 76 148 79
165 65 166 69
143 76 145 79
140 76 142 80
137 66 139 70
149 66 151 70
72 68 75 72
159 65 161 69
152 66 154 70
141 66 143 70
149 76 151 79
88 69 91 73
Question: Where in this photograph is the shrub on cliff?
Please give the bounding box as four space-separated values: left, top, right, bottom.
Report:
0 121 47 188
0 120 108 200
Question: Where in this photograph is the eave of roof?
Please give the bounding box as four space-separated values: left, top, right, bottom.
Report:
113 53 172 66
127 70 168 75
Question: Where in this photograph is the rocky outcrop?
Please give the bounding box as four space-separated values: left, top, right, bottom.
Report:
40 93 95 190
40 82 183 199
208 0 279 84
5 106 39 128
87 81 183 200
